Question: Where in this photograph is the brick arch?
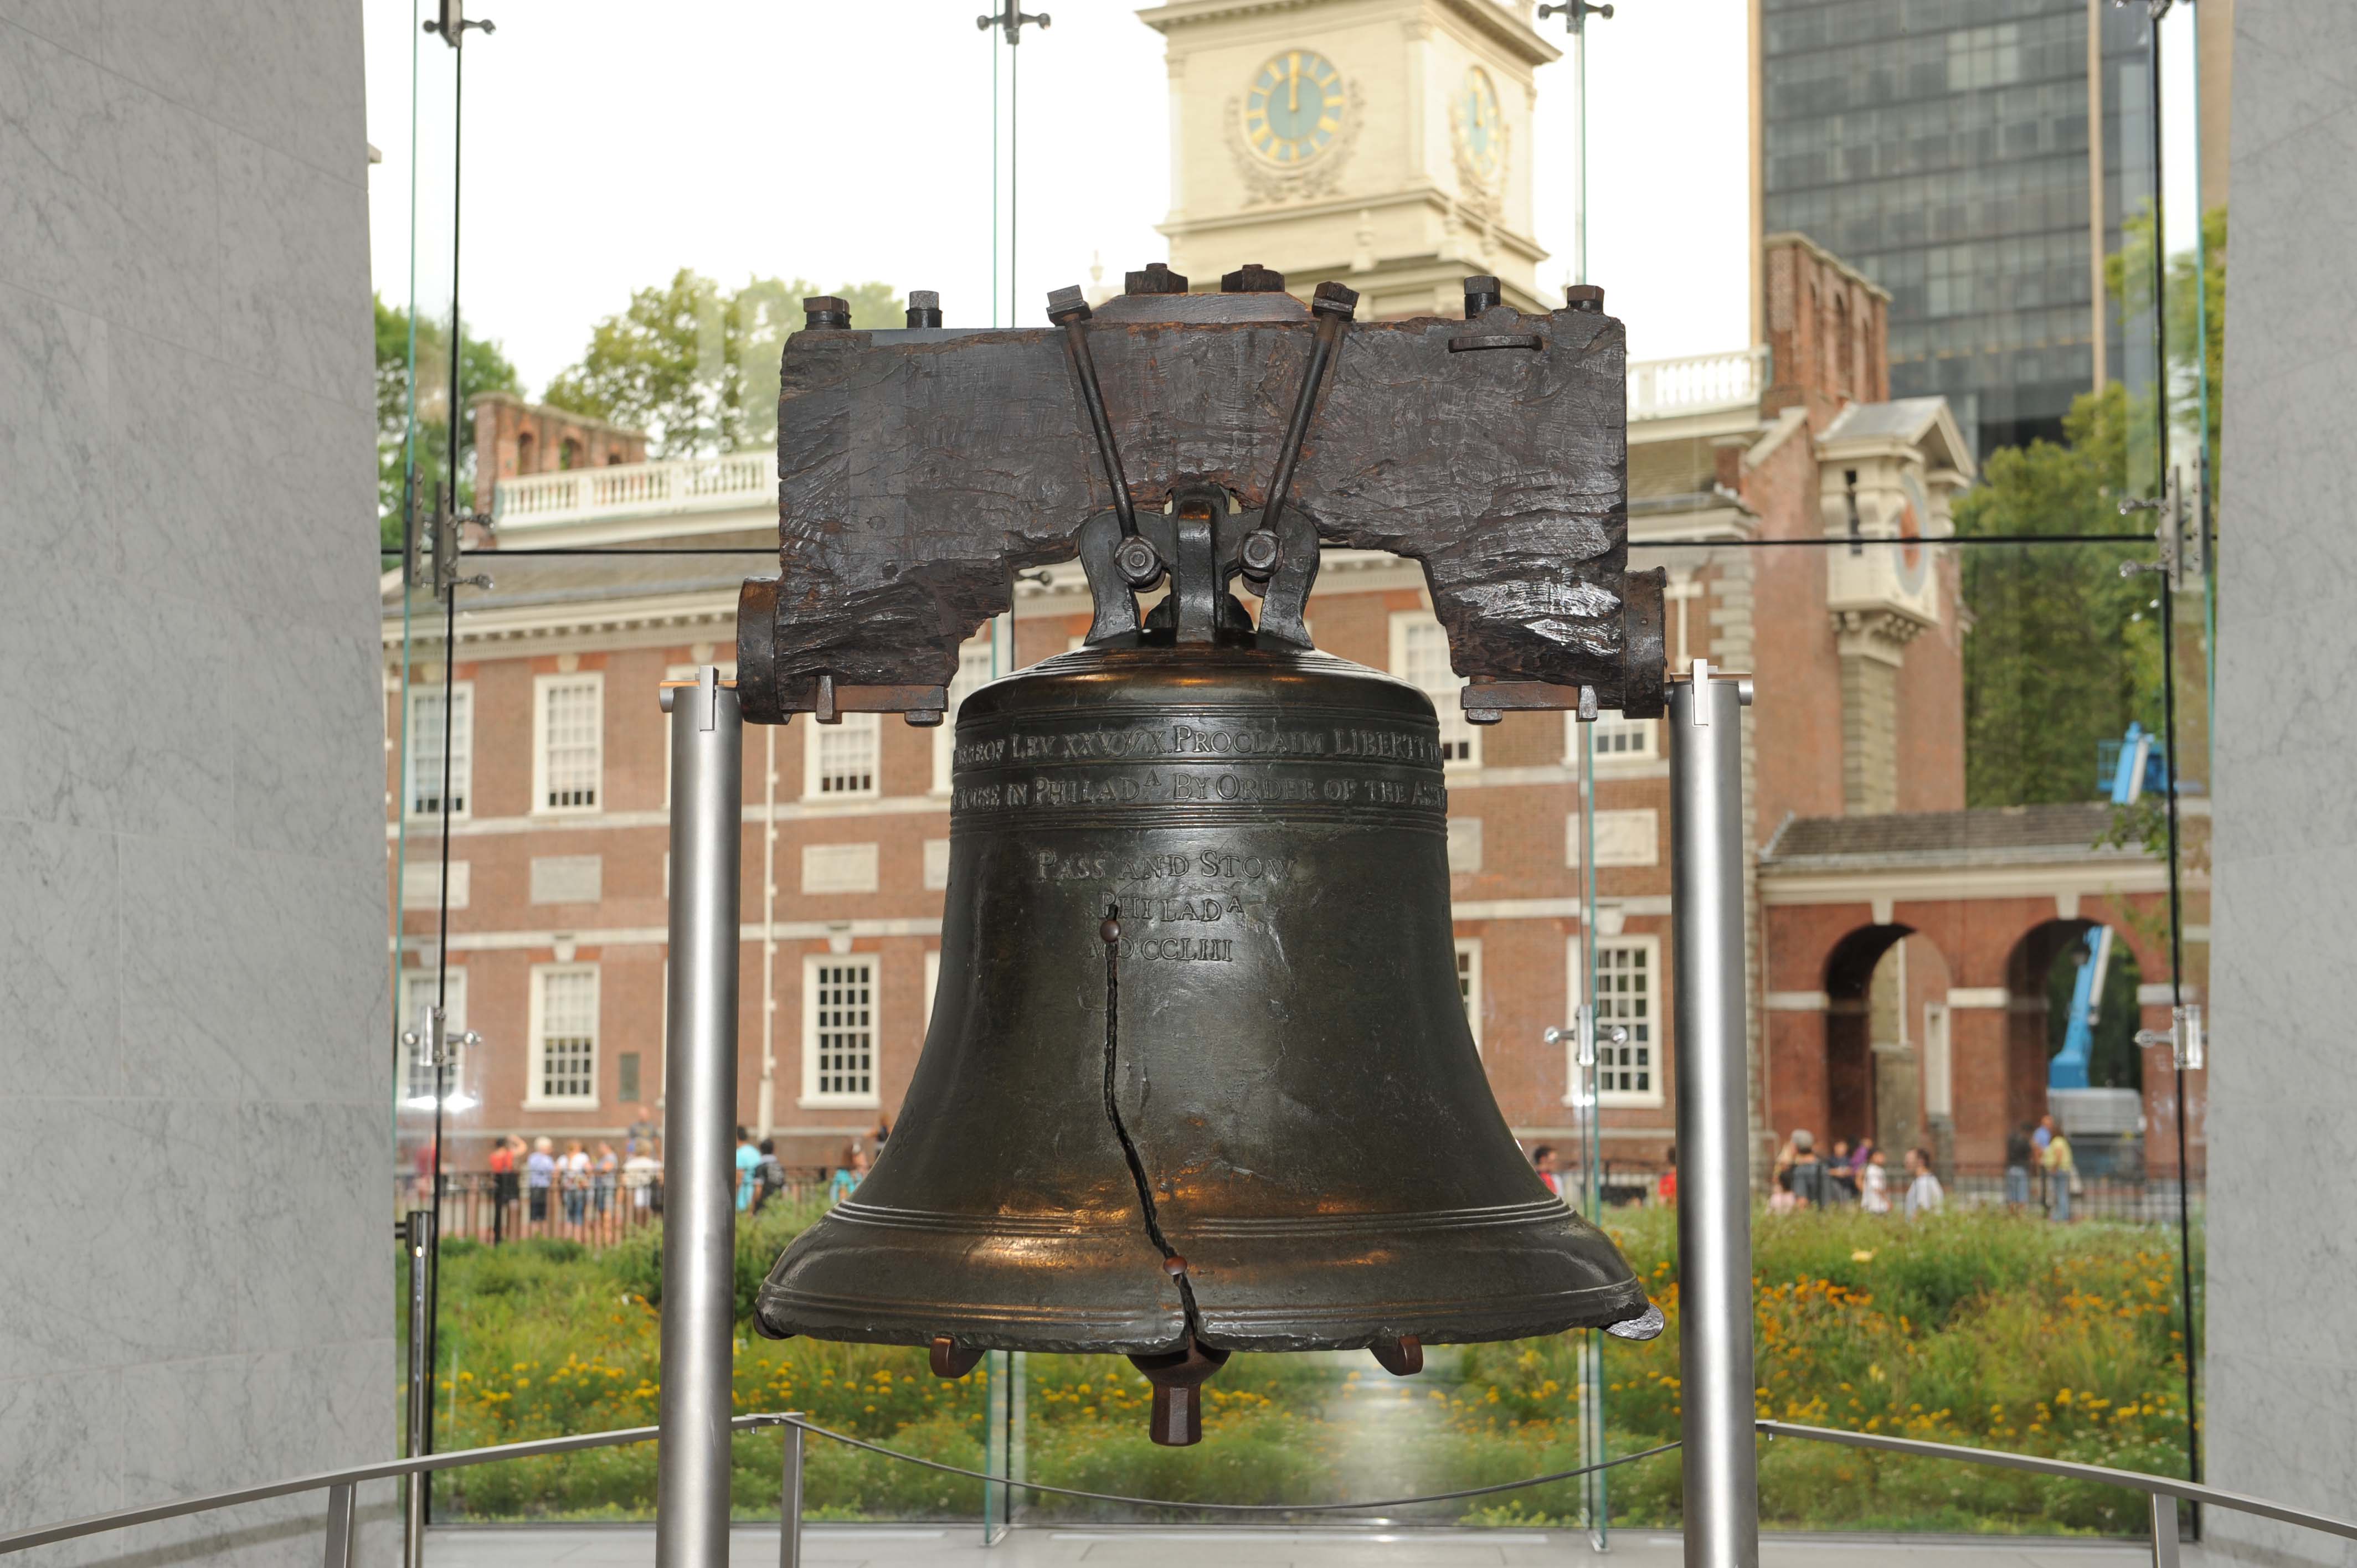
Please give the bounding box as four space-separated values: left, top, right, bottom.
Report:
1821 922 1910 1146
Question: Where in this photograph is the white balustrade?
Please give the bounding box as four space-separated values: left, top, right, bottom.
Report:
1628 346 1771 421
492 452 776 528
492 363 1762 529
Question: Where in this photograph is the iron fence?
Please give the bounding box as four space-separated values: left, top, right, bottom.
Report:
391 1169 830 1250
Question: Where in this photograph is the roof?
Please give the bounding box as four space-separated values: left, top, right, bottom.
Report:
1817 396 1975 477
382 530 769 620
1760 803 2149 871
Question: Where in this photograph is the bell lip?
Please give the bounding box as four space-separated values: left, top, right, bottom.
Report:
754 1280 1654 1358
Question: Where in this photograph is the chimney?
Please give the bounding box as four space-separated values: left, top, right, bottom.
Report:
1759 233 1890 432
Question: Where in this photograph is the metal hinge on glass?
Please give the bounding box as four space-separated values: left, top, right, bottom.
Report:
2134 1004 2204 1071
1545 1004 1627 1070
402 1002 483 1071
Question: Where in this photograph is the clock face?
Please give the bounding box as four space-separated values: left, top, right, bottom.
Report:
1244 50 1344 165
1461 67 1503 179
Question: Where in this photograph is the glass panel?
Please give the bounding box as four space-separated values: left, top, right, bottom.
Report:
362 0 2213 1536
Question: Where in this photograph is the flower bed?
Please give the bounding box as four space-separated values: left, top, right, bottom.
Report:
416 1200 2195 1534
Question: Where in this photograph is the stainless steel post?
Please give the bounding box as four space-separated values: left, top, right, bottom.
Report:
1668 664 1758 1568
657 669 744 1568
2150 1493 2181 1568
778 1416 805 1568
402 1210 434 1568
323 1482 355 1568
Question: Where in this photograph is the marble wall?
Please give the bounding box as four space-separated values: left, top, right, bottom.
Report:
0 3 393 1565
2209 7 2357 1566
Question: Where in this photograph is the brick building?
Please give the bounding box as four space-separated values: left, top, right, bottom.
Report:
383 238 2204 1186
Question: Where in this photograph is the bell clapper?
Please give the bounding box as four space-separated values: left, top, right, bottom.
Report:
928 1334 985 1380
1129 1333 1233 1448
1370 1334 1424 1378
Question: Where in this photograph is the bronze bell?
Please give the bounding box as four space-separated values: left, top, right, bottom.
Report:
755 613 1654 1443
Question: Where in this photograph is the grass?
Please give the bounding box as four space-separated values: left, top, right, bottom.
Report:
412 1200 2198 1534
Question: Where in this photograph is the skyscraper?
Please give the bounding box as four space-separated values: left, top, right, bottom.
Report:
1752 0 2157 457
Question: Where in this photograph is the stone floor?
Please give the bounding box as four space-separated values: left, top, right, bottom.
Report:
426 1524 2192 1567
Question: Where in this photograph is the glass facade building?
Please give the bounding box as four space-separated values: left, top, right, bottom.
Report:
1758 0 2155 456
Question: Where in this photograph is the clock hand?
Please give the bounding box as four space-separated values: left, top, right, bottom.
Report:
1287 56 1299 114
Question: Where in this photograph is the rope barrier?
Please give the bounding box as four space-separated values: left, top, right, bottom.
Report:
758 1413 1680 1515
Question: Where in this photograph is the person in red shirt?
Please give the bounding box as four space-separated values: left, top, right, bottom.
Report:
1656 1143 1677 1206
1531 1144 1566 1199
487 1138 516 1244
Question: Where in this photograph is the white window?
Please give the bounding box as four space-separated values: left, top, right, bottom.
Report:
924 948 942 1034
400 860 469 911
1568 712 1658 765
922 838 951 891
1923 1001 1953 1118
529 964 600 1106
406 685 472 818
1389 612 1478 766
399 968 469 1107
1454 938 1483 1051
1447 816 1483 873
805 713 881 800
534 674 603 813
529 854 602 905
802 842 881 894
1566 808 1660 868
1568 938 1663 1106
934 637 998 793
803 956 879 1106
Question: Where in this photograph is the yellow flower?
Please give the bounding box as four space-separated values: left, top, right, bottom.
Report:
1850 1249 1876 1263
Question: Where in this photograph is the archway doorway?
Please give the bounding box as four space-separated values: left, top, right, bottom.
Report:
1821 926 1953 1160
2005 920 2148 1175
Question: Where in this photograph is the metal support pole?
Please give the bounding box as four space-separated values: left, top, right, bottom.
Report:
657 668 744 1568
1668 664 1758 1568
401 1210 434 1568
2150 1492 2181 1568
778 1416 805 1568
322 1483 355 1568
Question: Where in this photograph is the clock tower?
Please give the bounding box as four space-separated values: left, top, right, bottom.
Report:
1140 1 1562 318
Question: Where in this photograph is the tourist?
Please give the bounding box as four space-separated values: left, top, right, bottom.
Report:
593 1141 619 1218
2005 1123 2035 1211
487 1136 516 1244
622 1141 660 1212
1827 1139 1859 1204
626 1106 657 1159
2032 1113 2056 1211
1903 1147 1945 1220
1860 1147 1892 1215
828 1149 868 1205
753 1138 788 1214
1655 1144 1677 1206
873 1115 892 1148
1769 1135 1800 1213
526 1137 556 1225
1785 1130 1829 1209
562 1139 592 1226
2042 1121 2077 1223
734 1127 760 1212
1531 1144 1565 1199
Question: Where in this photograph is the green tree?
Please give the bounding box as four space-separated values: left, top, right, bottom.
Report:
2104 204 2228 474
375 294 521 550
542 271 900 457
1956 384 2165 807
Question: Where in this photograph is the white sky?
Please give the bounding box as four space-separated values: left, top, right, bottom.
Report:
362 0 1754 397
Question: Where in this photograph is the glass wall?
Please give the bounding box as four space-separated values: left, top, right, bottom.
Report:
368 0 2217 1537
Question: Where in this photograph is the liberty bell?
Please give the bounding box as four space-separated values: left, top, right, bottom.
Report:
736 269 1668 1444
